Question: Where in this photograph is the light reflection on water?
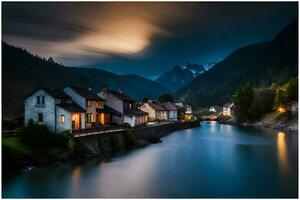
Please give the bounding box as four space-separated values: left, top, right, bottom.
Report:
2 121 298 198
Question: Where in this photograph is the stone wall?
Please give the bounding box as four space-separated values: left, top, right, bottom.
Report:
74 120 200 158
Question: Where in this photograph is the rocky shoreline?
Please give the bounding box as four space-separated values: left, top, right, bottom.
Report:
218 112 298 134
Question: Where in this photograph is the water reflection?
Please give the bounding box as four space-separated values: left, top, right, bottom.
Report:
277 131 289 176
2 122 298 198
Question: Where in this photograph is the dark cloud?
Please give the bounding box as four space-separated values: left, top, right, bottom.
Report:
2 2 298 79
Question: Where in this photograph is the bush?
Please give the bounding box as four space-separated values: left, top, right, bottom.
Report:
20 121 68 150
122 123 132 129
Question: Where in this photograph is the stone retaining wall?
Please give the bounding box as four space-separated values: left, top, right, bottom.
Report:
74 120 200 158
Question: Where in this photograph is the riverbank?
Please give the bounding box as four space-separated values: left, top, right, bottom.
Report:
3 120 200 170
218 111 298 133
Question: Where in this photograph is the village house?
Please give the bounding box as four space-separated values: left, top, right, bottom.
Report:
139 102 168 121
184 104 193 121
209 105 222 114
98 88 148 127
286 100 298 113
161 102 178 121
24 87 86 133
63 86 121 128
222 103 234 116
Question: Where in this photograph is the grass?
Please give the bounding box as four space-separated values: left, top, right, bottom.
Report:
3 136 66 157
2 136 33 155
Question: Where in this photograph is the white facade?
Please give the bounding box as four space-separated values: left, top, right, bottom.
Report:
168 110 178 121
209 107 216 112
223 103 234 116
25 89 56 131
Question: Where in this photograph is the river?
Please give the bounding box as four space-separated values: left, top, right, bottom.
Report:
2 121 298 198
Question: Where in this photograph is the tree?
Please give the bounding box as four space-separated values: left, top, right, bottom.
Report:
177 106 186 121
158 93 174 103
274 77 298 109
233 82 254 122
248 88 275 120
142 96 149 102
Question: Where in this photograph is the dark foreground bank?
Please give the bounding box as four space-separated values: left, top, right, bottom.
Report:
3 121 200 170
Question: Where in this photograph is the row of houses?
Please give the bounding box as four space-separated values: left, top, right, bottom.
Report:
24 86 192 133
209 103 234 117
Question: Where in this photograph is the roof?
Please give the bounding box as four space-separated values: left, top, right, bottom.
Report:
25 87 71 99
287 100 298 105
147 102 166 111
57 102 85 113
69 86 104 101
223 103 232 108
161 102 177 111
97 105 122 117
107 90 133 101
125 109 149 116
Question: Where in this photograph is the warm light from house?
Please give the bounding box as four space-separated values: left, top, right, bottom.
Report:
277 107 286 113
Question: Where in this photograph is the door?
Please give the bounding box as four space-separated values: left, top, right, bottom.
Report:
72 113 81 130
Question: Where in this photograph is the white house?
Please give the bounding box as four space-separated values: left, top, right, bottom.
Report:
222 103 234 116
24 87 86 133
139 102 168 121
98 88 148 127
287 100 298 113
161 102 178 121
209 105 222 114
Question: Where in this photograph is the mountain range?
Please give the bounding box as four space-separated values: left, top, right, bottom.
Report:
177 21 298 108
156 63 213 91
2 43 169 120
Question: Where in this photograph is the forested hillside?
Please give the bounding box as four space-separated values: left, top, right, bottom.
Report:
177 21 298 108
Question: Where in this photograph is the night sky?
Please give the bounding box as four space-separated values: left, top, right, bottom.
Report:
2 2 298 79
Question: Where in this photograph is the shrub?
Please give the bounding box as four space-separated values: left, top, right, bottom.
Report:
123 123 132 129
20 122 68 150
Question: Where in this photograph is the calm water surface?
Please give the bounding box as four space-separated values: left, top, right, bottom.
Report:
3 121 298 198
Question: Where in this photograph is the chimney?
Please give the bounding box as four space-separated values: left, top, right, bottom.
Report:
118 88 123 94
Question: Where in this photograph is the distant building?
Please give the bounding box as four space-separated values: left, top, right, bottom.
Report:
184 104 193 121
209 105 222 114
98 88 148 127
139 102 168 121
286 100 298 113
222 103 234 116
161 102 178 121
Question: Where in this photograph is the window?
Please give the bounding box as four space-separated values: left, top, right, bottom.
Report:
41 96 45 105
36 95 45 105
38 113 43 122
96 101 102 108
37 96 40 105
60 115 65 123
87 100 92 107
86 113 93 123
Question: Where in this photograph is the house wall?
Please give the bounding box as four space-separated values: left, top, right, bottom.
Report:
124 115 148 127
139 103 156 119
156 111 168 120
223 107 231 116
24 89 56 132
291 103 298 112
168 110 178 121
124 115 135 127
56 106 71 132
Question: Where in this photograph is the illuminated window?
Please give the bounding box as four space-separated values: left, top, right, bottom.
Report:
96 101 102 108
60 115 65 123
